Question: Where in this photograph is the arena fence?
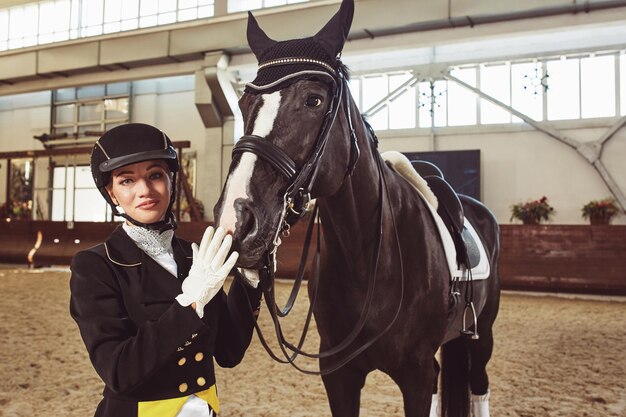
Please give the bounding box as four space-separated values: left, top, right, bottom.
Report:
0 219 624 295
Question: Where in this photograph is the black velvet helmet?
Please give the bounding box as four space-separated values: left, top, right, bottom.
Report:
90 123 179 231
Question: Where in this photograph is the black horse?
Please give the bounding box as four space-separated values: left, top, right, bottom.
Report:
214 1 500 416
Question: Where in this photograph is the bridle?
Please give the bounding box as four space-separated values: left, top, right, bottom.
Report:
231 59 404 375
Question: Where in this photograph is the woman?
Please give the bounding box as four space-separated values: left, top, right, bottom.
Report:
70 123 261 417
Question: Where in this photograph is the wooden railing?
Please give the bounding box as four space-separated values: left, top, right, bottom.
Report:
1 220 623 295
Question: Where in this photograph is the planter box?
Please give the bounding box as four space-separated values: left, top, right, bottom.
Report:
499 225 626 295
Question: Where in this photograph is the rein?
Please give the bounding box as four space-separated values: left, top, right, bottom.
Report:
233 72 406 374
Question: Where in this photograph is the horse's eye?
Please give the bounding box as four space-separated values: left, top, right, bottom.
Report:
305 95 323 108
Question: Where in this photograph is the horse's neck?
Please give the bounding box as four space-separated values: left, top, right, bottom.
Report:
318 125 385 272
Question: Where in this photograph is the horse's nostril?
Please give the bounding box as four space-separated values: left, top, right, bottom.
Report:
235 200 257 243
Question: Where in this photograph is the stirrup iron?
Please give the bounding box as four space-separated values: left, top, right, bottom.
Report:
461 301 479 340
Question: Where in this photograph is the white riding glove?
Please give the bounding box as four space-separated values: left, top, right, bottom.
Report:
175 226 239 318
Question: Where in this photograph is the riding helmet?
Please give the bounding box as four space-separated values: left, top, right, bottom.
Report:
90 123 179 230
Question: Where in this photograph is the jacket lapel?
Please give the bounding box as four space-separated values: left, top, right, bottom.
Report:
104 226 193 304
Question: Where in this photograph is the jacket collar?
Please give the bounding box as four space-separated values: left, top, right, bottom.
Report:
105 225 194 303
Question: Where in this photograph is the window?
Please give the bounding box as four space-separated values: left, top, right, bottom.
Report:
581 55 615 118
547 58 580 120
511 62 543 121
418 80 447 128
622 54 626 116
51 165 113 221
51 83 130 147
0 0 216 52
480 64 511 124
448 67 477 126
388 73 416 129
228 0 307 13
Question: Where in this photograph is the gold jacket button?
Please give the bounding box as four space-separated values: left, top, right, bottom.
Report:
195 352 204 362
197 377 206 387
178 357 186 366
179 383 188 393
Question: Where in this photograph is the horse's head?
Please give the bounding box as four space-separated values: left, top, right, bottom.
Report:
214 0 355 268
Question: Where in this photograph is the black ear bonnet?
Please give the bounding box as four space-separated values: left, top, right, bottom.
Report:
245 0 354 93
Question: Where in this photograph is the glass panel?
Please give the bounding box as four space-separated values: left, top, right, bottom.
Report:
480 64 511 124
348 78 360 111
74 166 95 188
581 55 615 118
55 104 76 124
104 98 129 119
418 81 433 128
547 58 580 120
32 189 51 220
178 8 197 21
433 80 447 127
448 68 477 126
362 74 389 130
140 0 159 16
388 73 415 129
54 1 71 33
5 159 34 220
83 0 104 27
56 87 76 102
39 2 55 34
264 0 286 7
622 55 626 116
51 166 74 221
121 0 139 18
197 5 213 17
179 0 198 7
362 75 388 111
158 11 176 24
77 85 106 99
121 18 139 30
159 0 177 12
228 0 262 12
511 62 543 121
79 103 103 122
104 0 122 22
103 22 121 33
23 5 39 38
139 15 158 27
0 11 8 41
74 189 109 221
9 7 25 40
368 107 388 131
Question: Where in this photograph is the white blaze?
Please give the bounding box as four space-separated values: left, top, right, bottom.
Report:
218 91 282 234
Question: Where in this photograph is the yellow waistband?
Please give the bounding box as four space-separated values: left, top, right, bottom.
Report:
137 384 219 417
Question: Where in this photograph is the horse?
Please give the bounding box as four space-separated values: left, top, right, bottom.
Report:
213 1 500 416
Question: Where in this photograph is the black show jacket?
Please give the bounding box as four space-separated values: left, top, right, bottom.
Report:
69 226 261 417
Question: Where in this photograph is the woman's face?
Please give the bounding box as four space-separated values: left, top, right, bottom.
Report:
106 159 172 224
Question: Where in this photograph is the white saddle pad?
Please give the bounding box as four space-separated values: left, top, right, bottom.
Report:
381 151 490 282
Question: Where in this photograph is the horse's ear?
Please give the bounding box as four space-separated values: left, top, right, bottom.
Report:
247 11 277 60
314 0 354 59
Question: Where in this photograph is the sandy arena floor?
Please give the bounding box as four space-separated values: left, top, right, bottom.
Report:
0 268 624 417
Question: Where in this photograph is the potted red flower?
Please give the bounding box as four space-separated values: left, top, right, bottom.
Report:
581 198 620 225
510 196 555 225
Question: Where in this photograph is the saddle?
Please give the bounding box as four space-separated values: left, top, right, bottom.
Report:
410 160 480 271
381 151 489 282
